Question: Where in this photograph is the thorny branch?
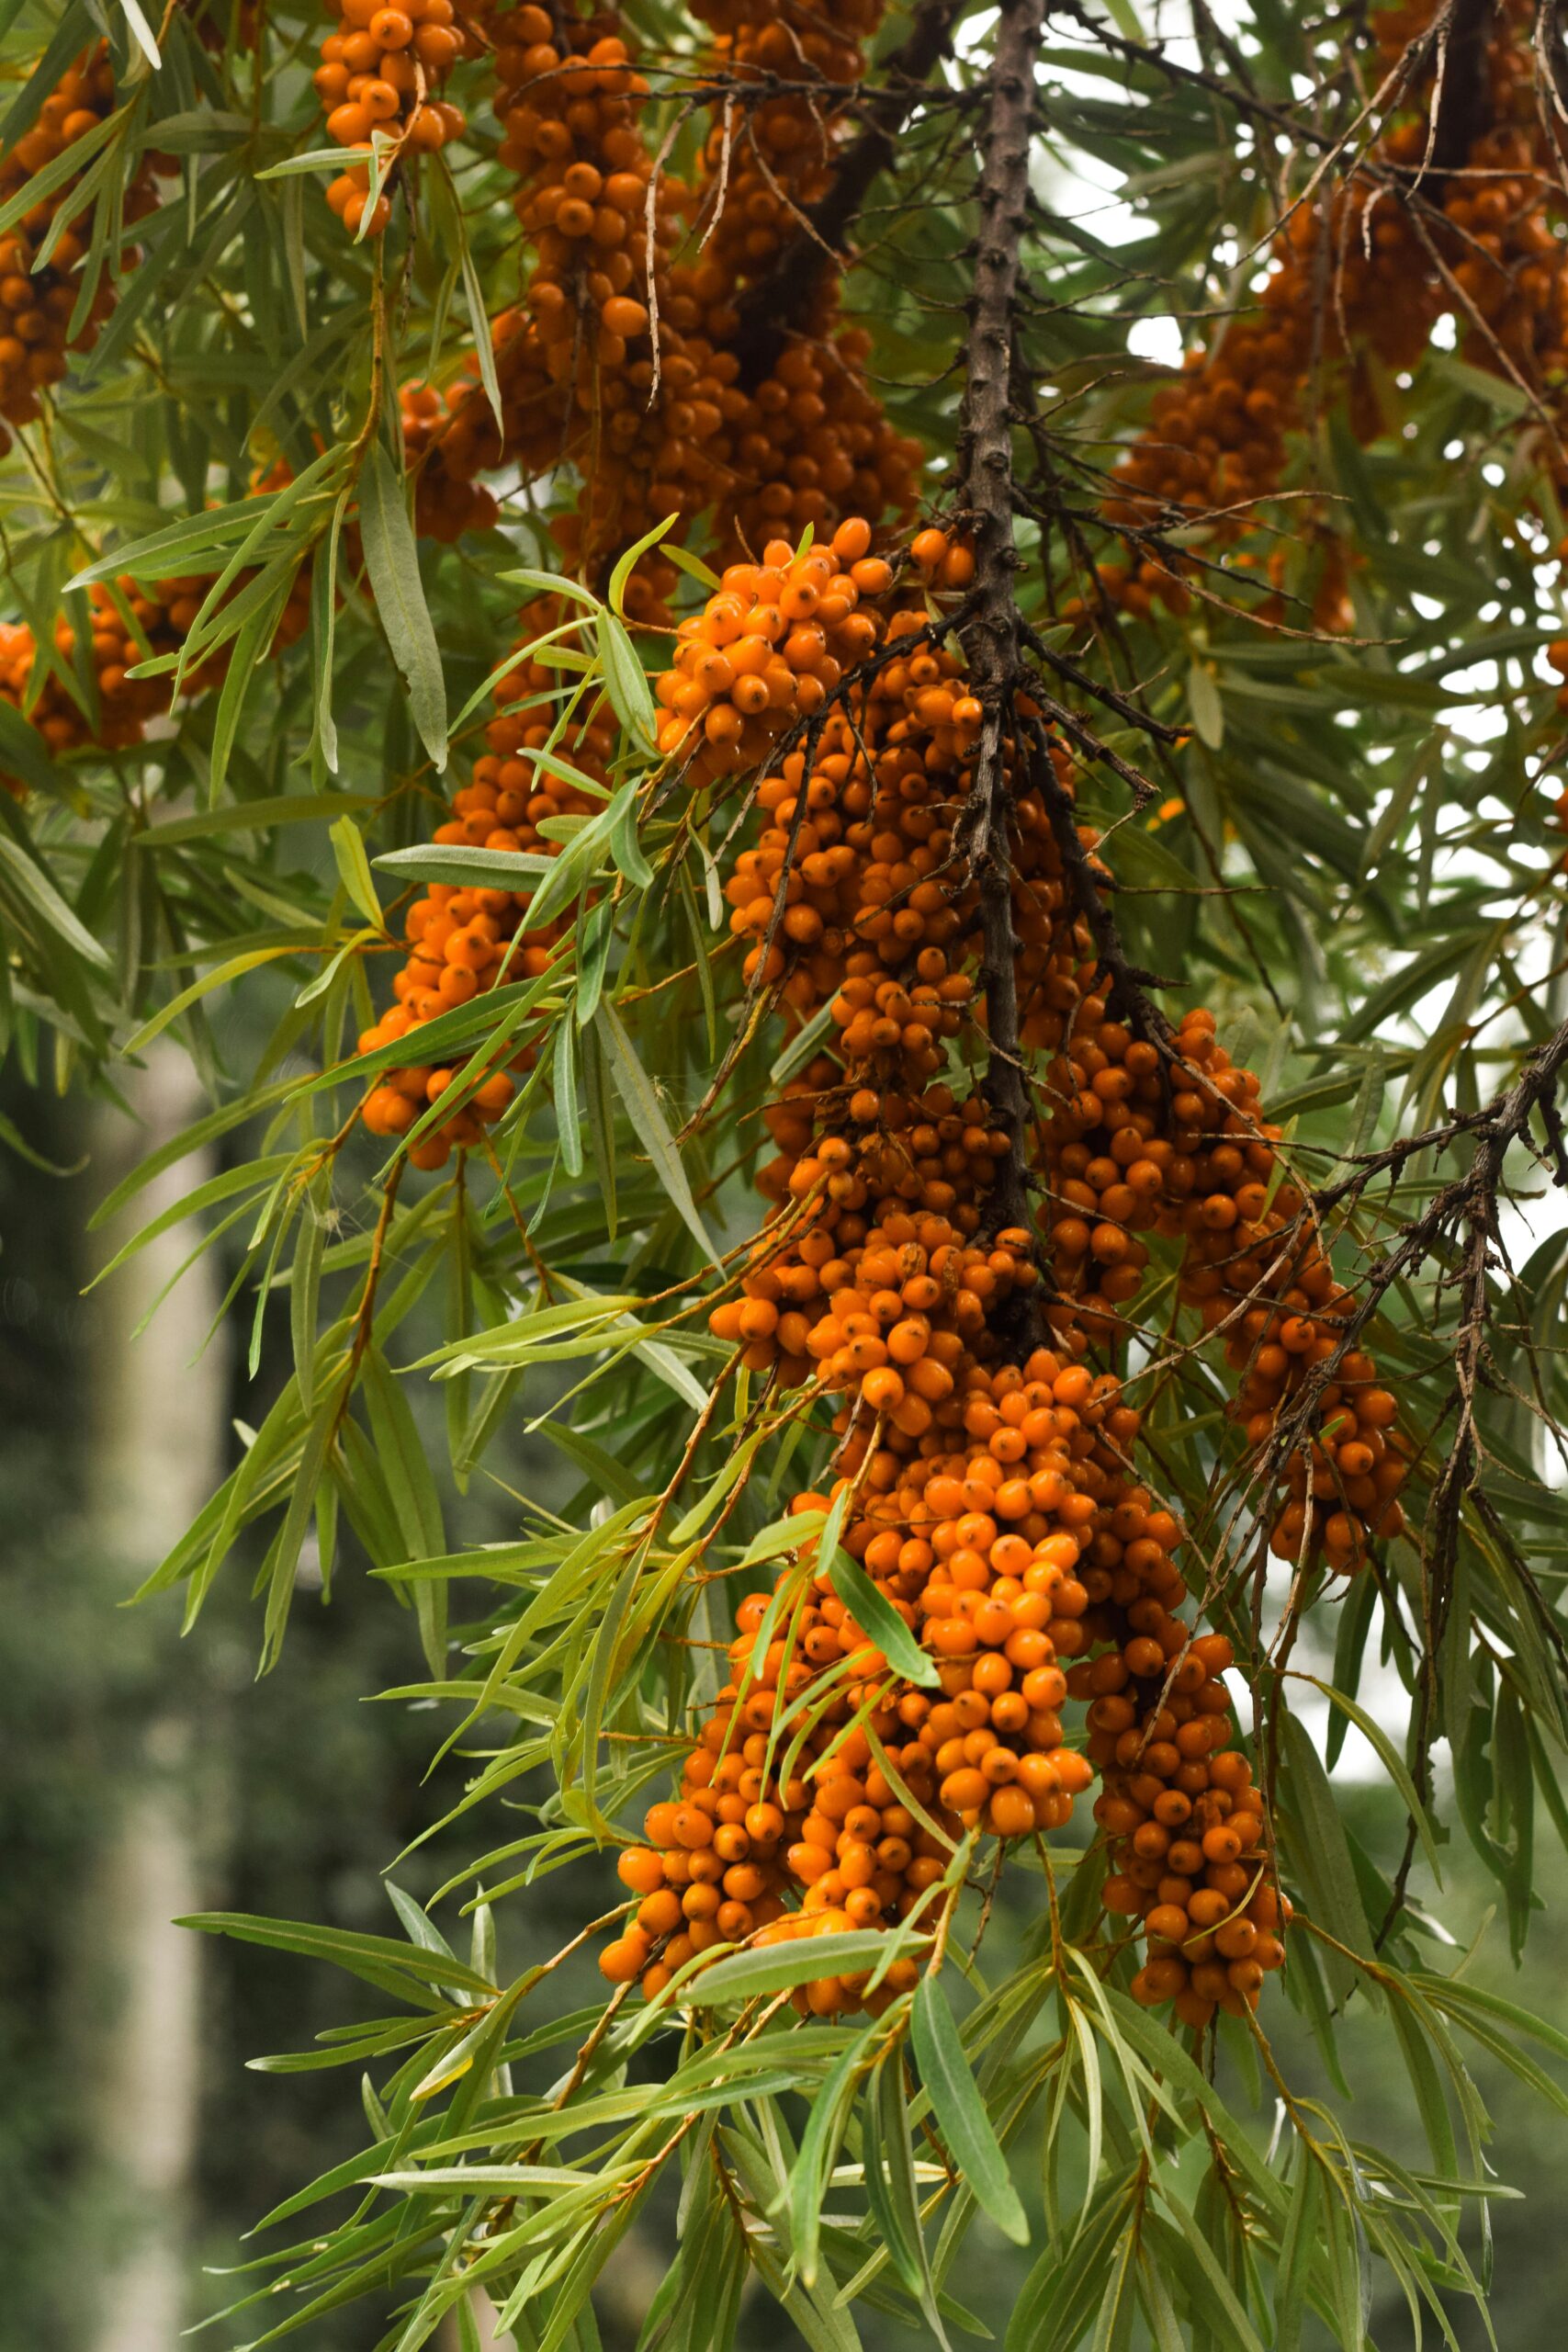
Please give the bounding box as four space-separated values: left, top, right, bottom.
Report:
953 0 1046 1253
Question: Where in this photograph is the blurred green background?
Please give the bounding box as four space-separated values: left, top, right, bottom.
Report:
5 1057 1564 2352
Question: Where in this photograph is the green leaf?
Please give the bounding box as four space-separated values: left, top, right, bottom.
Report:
358 440 447 769
0 1107 86 1175
177 1913 494 1998
593 1001 716 1262
607 514 678 617
790 2019 879 2287
373 844 553 888
497 568 600 608
666 541 722 592
1290 1670 1443 1884
608 780 654 889
124 944 302 1053
1278 1710 1376 2000
911 1973 1029 2245
687 1930 928 2003
1273 2146 1320 2352
553 1020 582 1178
0 837 111 971
113 0 163 69
1145 2202 1268 2352
330 816 385 930
1429 352 1531 417
827 1549 939 1688
596 610 657 745
1187 661 1224 749
0 702 59 797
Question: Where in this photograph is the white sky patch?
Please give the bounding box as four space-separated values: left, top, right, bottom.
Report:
1126 313 1184 368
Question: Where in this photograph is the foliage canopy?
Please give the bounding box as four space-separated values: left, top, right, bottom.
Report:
6 0 1568 2345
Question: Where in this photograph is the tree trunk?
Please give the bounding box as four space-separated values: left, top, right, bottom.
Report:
81 1047 224 2352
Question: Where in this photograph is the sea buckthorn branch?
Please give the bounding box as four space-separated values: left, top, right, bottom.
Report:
603 491 1308 2036
644 496 1401 2041
591 514 1168 2012
727 0 970 384
951 0 1045 1256
414 0 926 591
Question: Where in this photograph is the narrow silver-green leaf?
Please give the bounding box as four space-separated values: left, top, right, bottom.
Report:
359 440 448 769
912 1973 1029 2245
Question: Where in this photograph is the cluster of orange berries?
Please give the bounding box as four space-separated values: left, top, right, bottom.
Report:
1088 1620 1288 2026
1040 996 1408 1573
602 478 1425 2016
601 514 1288 2019
1088 0 1568 626
1089 175 1439 620
693 528 1080 1432
1082 0 1568 620
714 1205 1031 1401
602 1346 1117 2007
1 570 311 794
690 0 886 288
603 1732 935 2011
400 381 499 542
413 7 694 594
358 619 614 1162
315 0 468 237
656 521 893 774
1065 1415 1290 2024
0 46 158 444
604 1310 1282 2031
1429 1 1568 511
0 368 505 787
412 3 921 595
498 11 654 368
2 583 188 755
671 0 924 560
725 695 1017 1006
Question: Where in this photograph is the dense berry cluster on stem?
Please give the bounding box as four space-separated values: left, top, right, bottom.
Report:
358 613 615 1159
315 0 468 236
1088 0 1568 625
0 46 155 445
